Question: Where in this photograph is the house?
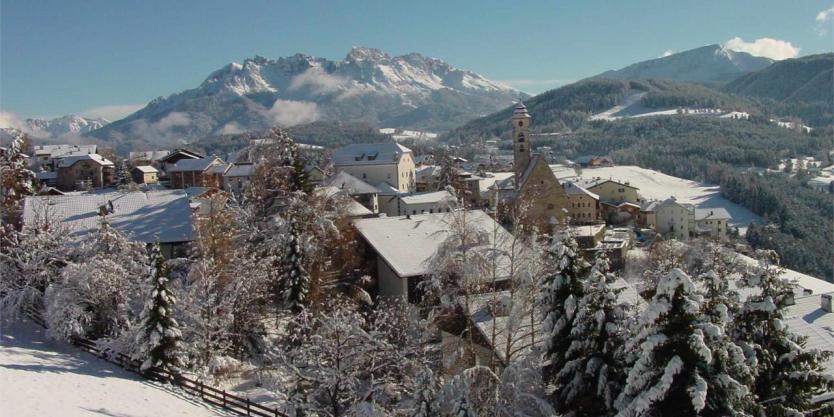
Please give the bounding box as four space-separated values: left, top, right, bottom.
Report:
693 208 730 240
582 178 640 205
158 148 204 177
56 154 116 191
643 198 731 241
22 190 194 258
395 190 456 216
574 155 614 168
415 165 440 192
315 186 374 218
203 162 231 189
353 210 512 302
324 171 380 214
131 165 159 184
333 143 416 193
35 170 58 187
650 198 693 241
167 157 225 189
31 144 98 171
563 181 600 224
128 150 169 169
490 103 569 227
222 163 255 196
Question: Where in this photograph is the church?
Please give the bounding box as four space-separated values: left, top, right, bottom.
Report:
492 102 569 227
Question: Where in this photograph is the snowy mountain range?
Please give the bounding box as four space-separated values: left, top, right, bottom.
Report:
21 115 109 138
89 47 525 147
591 44 774 83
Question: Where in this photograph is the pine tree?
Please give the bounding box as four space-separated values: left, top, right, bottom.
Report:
732 251 833 416
0 129 35 229
540 230 590 385
615 269 713 417
135 243 183 373
554 252 628 416
281 223 310 314
116 159 130 186
437 153 457 192
411 368 439 417
695 247 756 416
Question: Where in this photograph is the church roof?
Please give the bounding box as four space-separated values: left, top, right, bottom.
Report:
512 102 530 118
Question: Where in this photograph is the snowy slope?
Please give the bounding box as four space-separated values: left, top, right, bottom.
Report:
0 319 228 417
89 47 525 146
552 165 762 232
591 44 773 83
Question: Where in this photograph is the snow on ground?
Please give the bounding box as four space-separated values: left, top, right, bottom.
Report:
552 164 762 233
0 319 229 417
589 91 647 121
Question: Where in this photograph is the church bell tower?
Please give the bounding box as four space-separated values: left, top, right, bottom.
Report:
512 102 531 184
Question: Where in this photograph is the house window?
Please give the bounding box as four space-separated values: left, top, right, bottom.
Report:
618 188 625 192
412 210 416 215
430 209 434 213
363 173 367 179
548 204 554 209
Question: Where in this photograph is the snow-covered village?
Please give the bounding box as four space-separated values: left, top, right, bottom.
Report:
2 2 834 417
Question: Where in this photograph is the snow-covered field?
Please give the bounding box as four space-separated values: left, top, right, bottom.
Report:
0 319 228 417
552 165 762 232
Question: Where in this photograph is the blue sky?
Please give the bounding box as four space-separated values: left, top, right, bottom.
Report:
1 0 832 121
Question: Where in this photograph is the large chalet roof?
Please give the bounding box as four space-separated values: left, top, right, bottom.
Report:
224 163 254 178
34 144 97 158
23 190 194 244
168 157 223 173
333 143 411 166
353 210 511 278
57 153 114 168
325 171 379 195
159 148 204 163
563 181 599 199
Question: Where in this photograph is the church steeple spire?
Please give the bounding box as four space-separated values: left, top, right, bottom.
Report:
512 102 531 184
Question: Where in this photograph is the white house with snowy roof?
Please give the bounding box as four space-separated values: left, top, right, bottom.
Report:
353 210 512 302
333 143 416 193
23 190 194 258
324 171 380 213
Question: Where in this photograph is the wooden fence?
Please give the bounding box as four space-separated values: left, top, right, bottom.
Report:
23 307 287 417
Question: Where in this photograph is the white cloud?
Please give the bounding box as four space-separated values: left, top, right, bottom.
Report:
79 104 144 121
816 6 834 35
289 68 348 95
723 37 800 60
661 50 675 58
219 122 245 135
153 112 191 130
267 100 320 127
0 111 25 130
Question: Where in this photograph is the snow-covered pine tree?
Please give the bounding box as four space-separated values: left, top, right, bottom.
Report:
732 251 833 416
554 252 628 417
437 153 457 192
116 159 130 186
135 243 183 373
540 230 590 385
694 247 756 416
615 268 712 417
0 129 35 229
281 222 310 314
411 369 439 417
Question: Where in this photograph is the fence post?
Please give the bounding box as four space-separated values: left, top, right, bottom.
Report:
199 381 203 399
246 397 251 416
222 390 226 408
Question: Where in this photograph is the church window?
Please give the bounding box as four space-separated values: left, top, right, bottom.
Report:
519 146 525 152
518 121 523 127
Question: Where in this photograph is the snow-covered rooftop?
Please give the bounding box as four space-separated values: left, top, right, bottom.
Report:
399 190 456 205
168 157 223 173
563 181 599 199
23 190 194 244
133 165 158 174
354 210 511 278
57 153 114 168
785 293 834 375
325 171 379 195
128 150 169 161
333 143 412 166
224 163 254 178
316 186 374 217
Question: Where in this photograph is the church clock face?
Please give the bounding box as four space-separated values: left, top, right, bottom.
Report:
518 121 523 127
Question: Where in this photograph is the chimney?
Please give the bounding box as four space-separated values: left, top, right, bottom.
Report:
822 294 833 313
